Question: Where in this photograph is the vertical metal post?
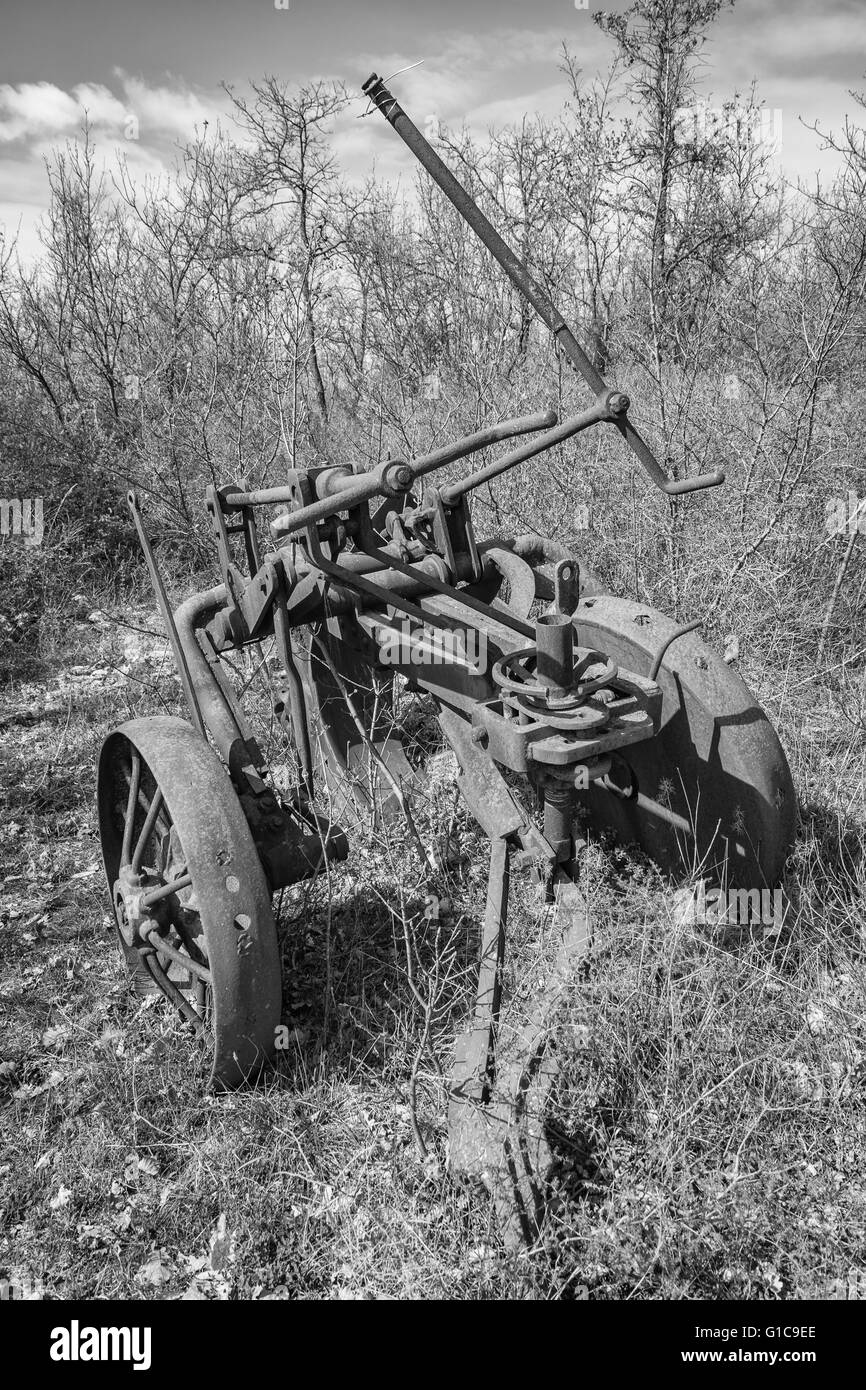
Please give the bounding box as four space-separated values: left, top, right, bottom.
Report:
535 613 574 700
543 780 574 865
273 589 315 800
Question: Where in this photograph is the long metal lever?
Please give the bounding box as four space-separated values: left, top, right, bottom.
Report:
441 399 611 504
362 72 725 500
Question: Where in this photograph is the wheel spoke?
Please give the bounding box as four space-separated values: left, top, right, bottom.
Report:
140 949 205 1030
121 751 141 866
140 872 193 907
101 719 281 1088
132 788 164 874
193 976 207 1014
141 926 212 984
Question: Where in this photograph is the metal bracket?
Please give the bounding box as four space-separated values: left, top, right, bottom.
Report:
553 558 580 616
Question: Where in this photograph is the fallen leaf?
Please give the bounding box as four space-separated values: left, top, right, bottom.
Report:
135 1252 173 1287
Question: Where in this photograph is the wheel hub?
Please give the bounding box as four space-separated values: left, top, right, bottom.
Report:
112 865 164 948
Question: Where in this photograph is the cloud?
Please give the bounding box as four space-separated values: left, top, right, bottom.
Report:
72 82 131 130
116 72 222 140
0 74 223 148
0 82 82 142
0 74 226 262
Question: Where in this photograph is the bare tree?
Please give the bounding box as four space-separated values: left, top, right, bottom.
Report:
227 78 349 442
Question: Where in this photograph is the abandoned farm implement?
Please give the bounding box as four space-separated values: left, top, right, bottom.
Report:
97 73 796 1241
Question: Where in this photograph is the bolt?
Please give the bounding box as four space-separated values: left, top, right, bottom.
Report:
607 391 630 415
382 461 413 494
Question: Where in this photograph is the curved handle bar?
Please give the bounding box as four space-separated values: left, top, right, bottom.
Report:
616 413 725 495
441 398 609 504
408 408 557 479
264 408 558 538
362 72 725 501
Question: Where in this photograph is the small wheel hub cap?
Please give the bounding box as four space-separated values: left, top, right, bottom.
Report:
113 866 154 948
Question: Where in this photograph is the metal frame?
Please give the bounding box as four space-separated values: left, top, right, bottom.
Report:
103 76 796 1243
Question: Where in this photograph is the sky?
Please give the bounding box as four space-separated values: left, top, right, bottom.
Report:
1 0 864 261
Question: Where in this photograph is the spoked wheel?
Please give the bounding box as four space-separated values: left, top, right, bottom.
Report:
97 716 281 1089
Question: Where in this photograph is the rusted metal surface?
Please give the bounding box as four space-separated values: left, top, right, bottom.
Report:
102 74 799 1247
98 717 282 1089
448 864 593 1248
575 594 796 886
438 706 526 841
553 559 581 617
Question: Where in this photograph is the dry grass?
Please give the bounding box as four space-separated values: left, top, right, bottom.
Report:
0 590 863 1302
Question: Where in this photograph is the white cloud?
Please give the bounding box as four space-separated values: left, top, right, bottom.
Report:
72 82 131 130
116 72 222 140
0 82 81 142
0 74 226 263
0 74 223 148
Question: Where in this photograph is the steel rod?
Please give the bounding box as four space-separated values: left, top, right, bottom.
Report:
128 491 207 738
362 73 725 498
140 873 193 907
439 403 607 505
224 410 557 530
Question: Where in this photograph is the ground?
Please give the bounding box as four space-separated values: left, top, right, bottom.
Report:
0 595 864 1300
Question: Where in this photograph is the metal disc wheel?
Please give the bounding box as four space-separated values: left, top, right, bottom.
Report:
97 715 281 1088
574 595 796 888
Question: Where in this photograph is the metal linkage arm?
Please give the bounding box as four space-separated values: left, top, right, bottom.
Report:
362 72 725 500
258 409 557 538
408 408 556 481
440 397 616 505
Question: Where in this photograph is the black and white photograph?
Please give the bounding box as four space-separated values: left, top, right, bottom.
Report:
0 0 863 1337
